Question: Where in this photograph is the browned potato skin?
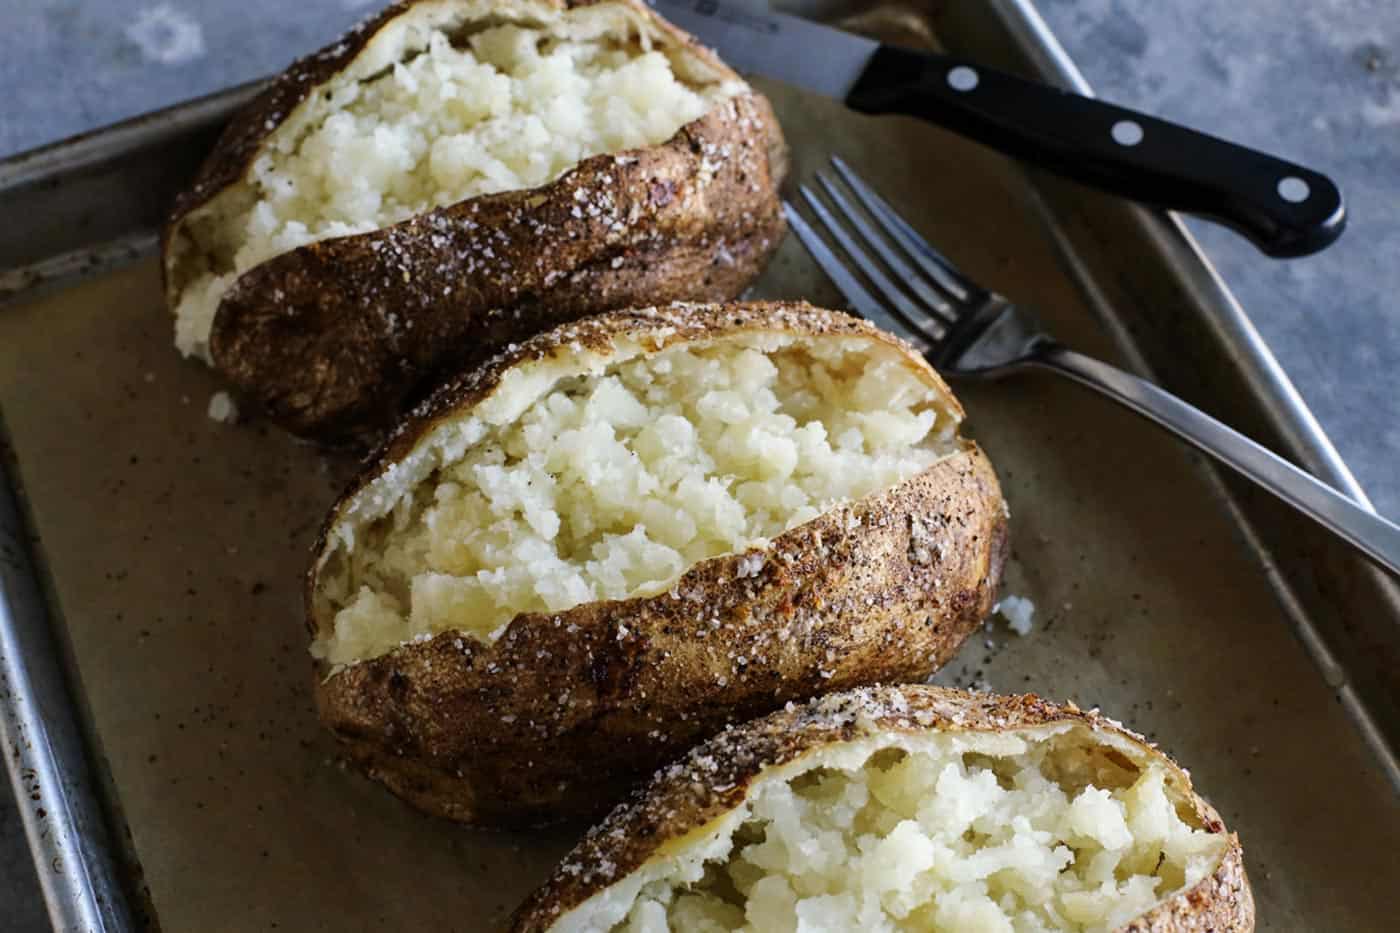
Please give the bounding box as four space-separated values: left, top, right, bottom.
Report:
308 302 1009 827
508 685 1255 933
163 0 788 443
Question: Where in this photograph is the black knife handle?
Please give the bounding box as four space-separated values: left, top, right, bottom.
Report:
846 44 1345 257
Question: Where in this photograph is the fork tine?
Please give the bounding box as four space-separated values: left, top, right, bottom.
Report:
781 202 931 354
814 172 959 326
797 186 946 344
830 155 981 304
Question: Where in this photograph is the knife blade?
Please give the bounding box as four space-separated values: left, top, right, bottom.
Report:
652 0 1345 258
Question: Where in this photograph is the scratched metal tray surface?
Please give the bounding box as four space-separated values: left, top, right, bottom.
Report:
2 1 1397 930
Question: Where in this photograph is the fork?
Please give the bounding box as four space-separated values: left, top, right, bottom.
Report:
785 156 1400 577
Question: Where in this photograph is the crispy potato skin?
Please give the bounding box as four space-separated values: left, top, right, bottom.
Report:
316 447 1005 826
508 685 1255 933
163 0 788 443
308 302 1008 826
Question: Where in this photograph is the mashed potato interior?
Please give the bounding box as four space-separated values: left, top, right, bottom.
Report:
173 9 737 358
318 337 955 664
614 730 1227 933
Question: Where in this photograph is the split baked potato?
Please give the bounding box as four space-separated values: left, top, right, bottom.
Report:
509 685 1254 933
307 302 1008 825
164 0 787 441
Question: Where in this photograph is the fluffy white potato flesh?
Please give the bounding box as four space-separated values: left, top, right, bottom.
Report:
170 0 741 359
314 332 959 666
590 727 1228 933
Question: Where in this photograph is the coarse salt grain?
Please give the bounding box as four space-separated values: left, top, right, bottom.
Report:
206 391 239 424
994 594 1036 636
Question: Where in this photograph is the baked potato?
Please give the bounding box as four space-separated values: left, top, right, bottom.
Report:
509 685 1254 933
307 301 1007 825
163 0 787 442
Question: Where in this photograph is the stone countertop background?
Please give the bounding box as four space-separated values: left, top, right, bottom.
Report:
1 0 1396 928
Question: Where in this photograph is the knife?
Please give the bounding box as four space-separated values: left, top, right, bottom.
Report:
652 0 1345 258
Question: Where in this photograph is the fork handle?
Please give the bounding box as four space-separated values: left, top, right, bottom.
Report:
846 44 1345 258
1024 344 1400 576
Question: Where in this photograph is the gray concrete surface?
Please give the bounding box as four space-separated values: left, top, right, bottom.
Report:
1 0 1396 928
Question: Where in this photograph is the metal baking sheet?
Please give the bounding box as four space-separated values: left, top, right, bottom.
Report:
2 1 1397 930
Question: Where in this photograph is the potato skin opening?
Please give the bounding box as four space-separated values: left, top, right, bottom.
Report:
317 320 964 665
507 686 1254 933
306 303 1009 826
163 0 788 443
